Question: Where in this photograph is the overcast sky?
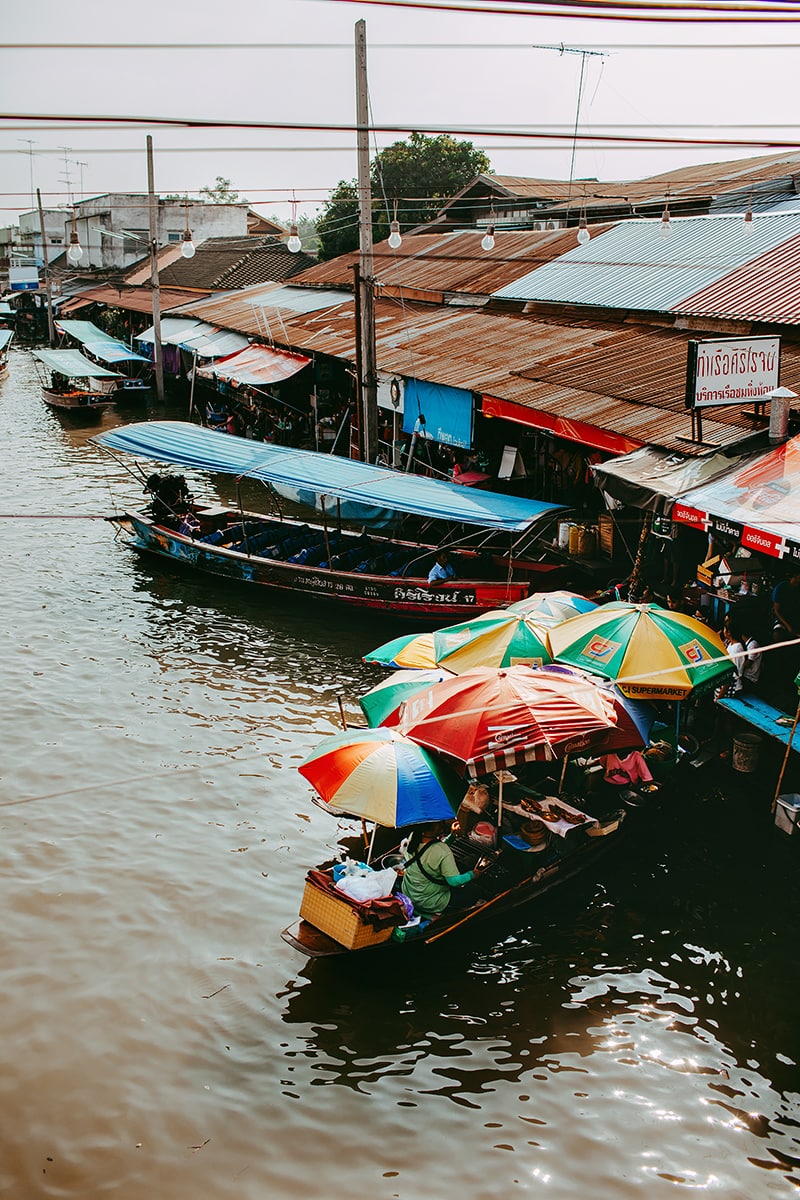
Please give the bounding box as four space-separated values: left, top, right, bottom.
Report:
3 0 800 227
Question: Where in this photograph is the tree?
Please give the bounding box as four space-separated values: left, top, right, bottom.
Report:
316 134 491 261
199 176 248 204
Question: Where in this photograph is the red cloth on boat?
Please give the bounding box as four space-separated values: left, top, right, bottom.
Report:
305 869 407 929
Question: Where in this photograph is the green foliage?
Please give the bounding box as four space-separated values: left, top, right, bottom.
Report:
316 135 491 261
199 176 248 205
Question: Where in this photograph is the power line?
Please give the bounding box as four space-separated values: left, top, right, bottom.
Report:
3 39 800 48
319 0 800 22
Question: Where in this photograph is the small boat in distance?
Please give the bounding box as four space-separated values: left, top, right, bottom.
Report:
93 421 570 621
54 319 152 397
32 348 122 412
0 329 12 378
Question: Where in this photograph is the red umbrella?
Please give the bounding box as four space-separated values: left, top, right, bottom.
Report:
398 664 644 777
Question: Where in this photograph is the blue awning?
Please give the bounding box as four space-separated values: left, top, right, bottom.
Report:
93 421 561 532
0 330 13 351
33 349 122 379
403 379 473 450
56 319 150 364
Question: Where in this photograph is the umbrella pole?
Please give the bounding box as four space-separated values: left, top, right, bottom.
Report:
558 754 570 794
366 821 378 863
337 694 348 730
497 773 504 829
771 695 800 813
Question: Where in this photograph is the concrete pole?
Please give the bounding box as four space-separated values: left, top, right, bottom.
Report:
146 135 165 404
36 188 55 346
355 19 378 464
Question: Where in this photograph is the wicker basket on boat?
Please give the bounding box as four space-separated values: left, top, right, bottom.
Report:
300 878 394 950
519 819 549 852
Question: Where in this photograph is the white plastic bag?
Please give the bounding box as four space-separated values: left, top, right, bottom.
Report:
335 867 398 902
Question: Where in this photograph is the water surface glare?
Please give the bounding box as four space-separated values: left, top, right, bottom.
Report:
1 349 799 1199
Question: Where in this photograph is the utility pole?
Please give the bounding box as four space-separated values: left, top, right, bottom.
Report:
355 19 378 464
36 187 55 347
146 135 165 405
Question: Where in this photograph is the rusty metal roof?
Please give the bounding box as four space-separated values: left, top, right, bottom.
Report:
674 230 800 325
174 283 800 455
291 228 610 299
57 283 207 315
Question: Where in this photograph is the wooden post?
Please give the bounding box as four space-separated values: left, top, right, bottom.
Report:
355 19 378 465
36 188 55 347
771 694 800 813
146 135 165 405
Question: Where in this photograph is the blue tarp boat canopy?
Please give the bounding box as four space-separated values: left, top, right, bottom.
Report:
0 330 13 351
33 349 122 378
56 320 150 364
93 421 562 532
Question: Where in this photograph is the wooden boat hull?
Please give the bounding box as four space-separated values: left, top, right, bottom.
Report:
42 387 114 411
109 505 565 620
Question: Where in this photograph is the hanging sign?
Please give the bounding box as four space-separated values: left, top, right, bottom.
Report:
685 335 780 409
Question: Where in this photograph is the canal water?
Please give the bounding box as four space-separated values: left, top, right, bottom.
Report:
1 347 799 1200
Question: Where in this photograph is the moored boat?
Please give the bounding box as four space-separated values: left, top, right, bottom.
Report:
93 421 571 620
32 348 122 412
0 329 12 377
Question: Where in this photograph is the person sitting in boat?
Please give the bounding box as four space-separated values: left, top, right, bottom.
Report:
428 549 456 586
400 820 485 920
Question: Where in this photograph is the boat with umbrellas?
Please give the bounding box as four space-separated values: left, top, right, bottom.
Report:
92 420 571 621
282 596 733 957
32 348 123 412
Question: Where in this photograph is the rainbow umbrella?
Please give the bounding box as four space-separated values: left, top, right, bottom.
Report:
298 727 462 828
363 631 438 670
359 668 453 728
399 664 642 776
432 609 553 674
532 663 657 747
548 602 732 700
506 590 598 624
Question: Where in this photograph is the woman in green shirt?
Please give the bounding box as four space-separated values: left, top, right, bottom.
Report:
401 820 484 919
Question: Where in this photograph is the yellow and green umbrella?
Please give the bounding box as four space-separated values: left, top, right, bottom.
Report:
548 602 732 700
359 668 452 728
363 631 437 670
432 608 553 674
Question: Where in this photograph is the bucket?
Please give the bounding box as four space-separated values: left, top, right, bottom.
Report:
558 520 572 550
578 526 597 557
732 731 762 773
568 524 581 554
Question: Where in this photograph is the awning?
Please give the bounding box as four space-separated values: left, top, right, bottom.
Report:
32 349 121 379
403 379 473 450
56 319 150 364
196 343 311 386
0 330 13 351
593 445 752 516
672 434 800 559
92 421 563 533
137 318 211 345
481 394 643 457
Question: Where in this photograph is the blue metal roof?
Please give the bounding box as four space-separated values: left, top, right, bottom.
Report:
93 421 561 532
492 212 800 313
33 349 121 378
56 319 150 364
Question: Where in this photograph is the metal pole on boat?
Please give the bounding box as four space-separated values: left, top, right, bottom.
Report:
236 479 251 555
36 189 55 347
558 754 570 793
188 348 198 422
145 135 165 406
320 496 332 566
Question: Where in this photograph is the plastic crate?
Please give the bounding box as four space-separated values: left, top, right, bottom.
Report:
775 794 800 836
299 879 394 950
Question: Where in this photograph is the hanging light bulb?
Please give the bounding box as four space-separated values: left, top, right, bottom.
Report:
743 200 754 235
181 230 196 259
481 225 495 252
181 201 196 257
287 223 302 253
659 202 672 236
576 213 590 245
67 227 83 265
388 219 402 249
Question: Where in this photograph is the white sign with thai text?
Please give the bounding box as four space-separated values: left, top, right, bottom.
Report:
689 335 780 409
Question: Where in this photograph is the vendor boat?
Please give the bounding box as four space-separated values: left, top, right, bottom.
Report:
93 421 571 621
32 348 122 412
281 779 631 958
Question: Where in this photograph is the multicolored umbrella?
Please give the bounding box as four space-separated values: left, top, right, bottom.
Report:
506 590 598 624
362 631 438 670
532 663 657 747
548 602 732 700
359 668 453 728
298 727 462 828
398 664 644 776
432 609 553 674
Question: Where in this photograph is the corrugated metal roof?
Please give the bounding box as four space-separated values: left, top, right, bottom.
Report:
57 284 207 315
492 212 800 312
173 285 800 456
674 232 800 325
291 229 614 298
196 344 310 385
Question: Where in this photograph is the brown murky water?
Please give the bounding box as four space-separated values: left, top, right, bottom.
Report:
1 348 799 1199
